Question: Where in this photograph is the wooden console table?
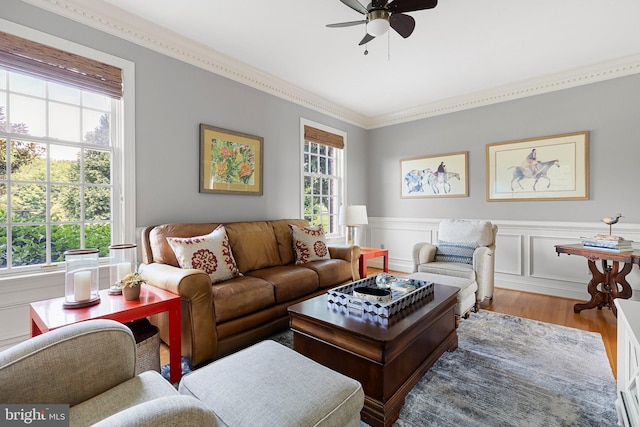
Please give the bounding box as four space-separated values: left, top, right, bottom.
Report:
555 244 639 317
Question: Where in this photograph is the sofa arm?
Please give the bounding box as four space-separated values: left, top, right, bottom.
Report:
138 263 217 366
412 242 437 272
329 244 361 280
92 396 219 427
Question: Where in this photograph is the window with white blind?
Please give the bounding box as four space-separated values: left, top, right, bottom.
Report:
300 119 345 236
0 25 134 275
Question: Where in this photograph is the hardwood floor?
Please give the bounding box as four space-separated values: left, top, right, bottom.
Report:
160 268 618 378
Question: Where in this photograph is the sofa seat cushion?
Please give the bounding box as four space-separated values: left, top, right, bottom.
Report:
71 371 178 426
417 262 476 281
300 259 353 288
247 266 319 304
211 276 275 323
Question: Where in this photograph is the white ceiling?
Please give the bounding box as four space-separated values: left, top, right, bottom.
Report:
27 0 640 128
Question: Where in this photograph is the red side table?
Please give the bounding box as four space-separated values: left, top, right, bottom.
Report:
359 247 389 279
30 284 182 383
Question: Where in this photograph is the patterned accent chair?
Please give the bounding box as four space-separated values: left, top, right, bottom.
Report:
412 219 498 313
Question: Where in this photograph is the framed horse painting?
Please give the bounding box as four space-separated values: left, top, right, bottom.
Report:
486 131 589 201
401 151 469 198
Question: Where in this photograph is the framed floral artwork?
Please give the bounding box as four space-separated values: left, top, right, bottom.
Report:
199 124 263 195
486 131 589 201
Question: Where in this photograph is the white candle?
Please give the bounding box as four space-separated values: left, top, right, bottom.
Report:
74 271 92 301
116 262 132 281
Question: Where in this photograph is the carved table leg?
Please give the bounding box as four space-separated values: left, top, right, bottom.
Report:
574 259 633 317
574 259 607 314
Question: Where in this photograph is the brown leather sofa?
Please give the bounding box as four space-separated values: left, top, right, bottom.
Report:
139 219 360 366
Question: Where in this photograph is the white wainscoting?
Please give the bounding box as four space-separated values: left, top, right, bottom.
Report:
362 217 640 302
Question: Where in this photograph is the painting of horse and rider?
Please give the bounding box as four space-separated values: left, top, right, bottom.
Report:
486 132 589 201
401 152 468 198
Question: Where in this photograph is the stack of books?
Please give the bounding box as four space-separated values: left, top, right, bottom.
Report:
581 235 634 253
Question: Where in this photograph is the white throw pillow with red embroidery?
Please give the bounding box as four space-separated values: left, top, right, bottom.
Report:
289 224 331 264
166 225 242 283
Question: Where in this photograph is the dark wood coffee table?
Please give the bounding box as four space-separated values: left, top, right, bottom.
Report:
288 283 458 427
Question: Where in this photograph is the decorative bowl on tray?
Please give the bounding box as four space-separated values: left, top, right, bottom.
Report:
353 287 392 303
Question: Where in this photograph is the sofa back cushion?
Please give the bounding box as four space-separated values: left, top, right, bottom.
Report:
149 223 221 267
224 221 281 273
270 219 309 265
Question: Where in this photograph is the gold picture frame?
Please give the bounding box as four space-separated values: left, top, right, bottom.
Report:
400 151 469 198
199 124 263 195
486 131 589 201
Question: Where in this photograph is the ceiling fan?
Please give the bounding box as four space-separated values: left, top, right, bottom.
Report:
327 0 438 46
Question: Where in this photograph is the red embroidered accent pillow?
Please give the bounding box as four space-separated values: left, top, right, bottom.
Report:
289 224 330 265
166 225 241 284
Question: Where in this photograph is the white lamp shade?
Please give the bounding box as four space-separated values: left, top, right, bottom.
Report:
340 205 369 226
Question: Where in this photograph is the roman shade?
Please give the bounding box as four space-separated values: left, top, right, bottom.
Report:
0 31 123 99
303 125 344 149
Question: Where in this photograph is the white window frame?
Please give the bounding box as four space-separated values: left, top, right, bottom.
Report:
299 118 346 243
0 19 135 283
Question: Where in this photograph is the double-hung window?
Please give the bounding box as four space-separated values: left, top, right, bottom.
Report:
0 27 133 275
301 119 345 238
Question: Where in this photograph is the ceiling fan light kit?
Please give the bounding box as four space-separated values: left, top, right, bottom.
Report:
367 10 390 36
327 0 438 46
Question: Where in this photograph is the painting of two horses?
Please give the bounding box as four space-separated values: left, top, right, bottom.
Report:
486 132 589 201
401 152 468 198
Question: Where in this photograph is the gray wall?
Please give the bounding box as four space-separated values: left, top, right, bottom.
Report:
368 74 640 222
2 0 369 228
4 0 639 227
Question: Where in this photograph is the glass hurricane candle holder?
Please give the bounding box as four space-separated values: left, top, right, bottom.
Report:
109 243 137 295
63 249 100 308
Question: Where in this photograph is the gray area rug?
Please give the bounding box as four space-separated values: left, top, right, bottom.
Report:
164 310 618 426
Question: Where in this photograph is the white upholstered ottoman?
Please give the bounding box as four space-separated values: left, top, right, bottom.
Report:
407 272 477 325
178 340 364 427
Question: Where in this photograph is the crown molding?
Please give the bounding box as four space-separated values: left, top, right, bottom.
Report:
20 0 640 131
369 54 640 129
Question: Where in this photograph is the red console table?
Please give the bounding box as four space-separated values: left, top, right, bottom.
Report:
359 247 389 279
30 284 182 383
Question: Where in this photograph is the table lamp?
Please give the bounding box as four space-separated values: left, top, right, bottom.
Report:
340 205 368 245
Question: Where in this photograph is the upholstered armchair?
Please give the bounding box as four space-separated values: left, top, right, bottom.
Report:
0 319 218 427
412 219 498 311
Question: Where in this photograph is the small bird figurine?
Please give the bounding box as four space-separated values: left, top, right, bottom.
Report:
601 213 623 235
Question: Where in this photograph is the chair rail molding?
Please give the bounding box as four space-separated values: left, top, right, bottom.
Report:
363 217 640 301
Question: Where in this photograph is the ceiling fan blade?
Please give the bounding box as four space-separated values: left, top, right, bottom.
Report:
390 13 415 38
371 0 389 7
358 33 375 45
339 0 368 14
326 20 366 28
389 0 437 13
